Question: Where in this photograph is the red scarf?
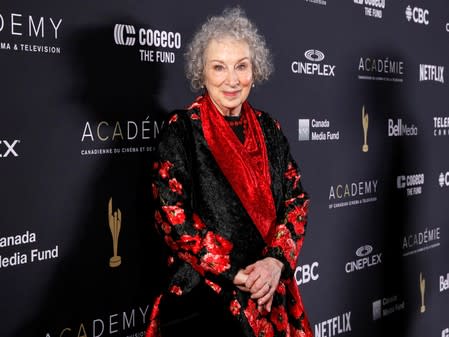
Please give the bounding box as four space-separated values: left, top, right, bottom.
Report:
192 94 277 243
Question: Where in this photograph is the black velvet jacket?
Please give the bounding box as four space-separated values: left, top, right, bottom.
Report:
148 106 312 337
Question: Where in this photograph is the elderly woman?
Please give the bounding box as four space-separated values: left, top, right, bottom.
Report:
146 7 312 337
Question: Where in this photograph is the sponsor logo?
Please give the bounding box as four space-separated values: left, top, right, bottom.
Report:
329 179 378 209
0 139 20 158
402 226 441 257
440 273 449 292
295 262 319 285
298 118 340 141
372 295 405 320
406 6 430 25
396 173 424 197
345 244 382 273
443 329 449 337
361 106 369 152
45 305 150 337
434 117 449 136
353 0 386 19
0 12 62 55
80 117 162 156
314 311 351 337
113 23 181 63
0 230 58 269
419 272 426 313
419 64 444 83
446 23 449 32
291 49 336 77
107 197 122 268
439 172 449 187
388 118 418 137
358 57 404 82
305 0 327 5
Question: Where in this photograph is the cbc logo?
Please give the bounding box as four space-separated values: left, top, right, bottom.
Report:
405 6 430 25
113 24 181 49
442 328 449 337
439 172 449 188
446 23 449 32
0 139 20 158
295 262 319 285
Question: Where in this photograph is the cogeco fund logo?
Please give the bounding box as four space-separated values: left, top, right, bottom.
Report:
113 23 181 63
419 64 444 83
388 118 418 137
345 244 382 273
0 11 62 54
353 0 386 19
298 118 340 141
0 139 20 158
358 56 404 82
291 49 336 77
396 173 424 197
439 172 449 188
405 6 430 25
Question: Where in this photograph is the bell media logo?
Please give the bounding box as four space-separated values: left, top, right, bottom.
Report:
114 24 136 46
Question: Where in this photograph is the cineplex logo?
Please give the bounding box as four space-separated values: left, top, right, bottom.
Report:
405 6 430 25
388 118 418 136
0 12 62 54
298 118 340 141
291 49 336 77
353 0 386 19
113 23 181 63
439 172 449 188
0 139 20 158
345 244 382 273
419 64 444 83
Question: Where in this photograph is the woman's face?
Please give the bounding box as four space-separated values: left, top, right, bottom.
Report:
203 37 253 116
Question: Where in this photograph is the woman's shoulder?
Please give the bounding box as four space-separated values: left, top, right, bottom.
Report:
253 108 283 133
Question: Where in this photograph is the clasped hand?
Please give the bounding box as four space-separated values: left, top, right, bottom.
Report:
232 257 283 312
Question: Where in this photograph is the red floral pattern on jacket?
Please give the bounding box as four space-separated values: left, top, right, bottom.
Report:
146 109 312 337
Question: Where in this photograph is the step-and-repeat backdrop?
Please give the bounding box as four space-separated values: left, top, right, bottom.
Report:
1 1 448 336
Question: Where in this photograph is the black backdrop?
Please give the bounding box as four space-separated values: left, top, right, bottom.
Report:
1 1 448 337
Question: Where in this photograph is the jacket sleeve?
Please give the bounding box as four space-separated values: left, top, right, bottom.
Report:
152 113 237 289
263 120 310 280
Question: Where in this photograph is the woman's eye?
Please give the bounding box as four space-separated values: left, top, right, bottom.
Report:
237 64 247 70
213 65 224 71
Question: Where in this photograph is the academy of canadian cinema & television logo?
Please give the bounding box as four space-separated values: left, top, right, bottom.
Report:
0 11 62 54
328 178 378 209
113 23 182 63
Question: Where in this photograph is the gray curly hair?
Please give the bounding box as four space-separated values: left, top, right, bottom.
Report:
185 7 274 91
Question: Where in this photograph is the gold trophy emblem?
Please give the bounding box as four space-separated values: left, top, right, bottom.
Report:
108 197 122 267
362 105 369 152
419 272 426 313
